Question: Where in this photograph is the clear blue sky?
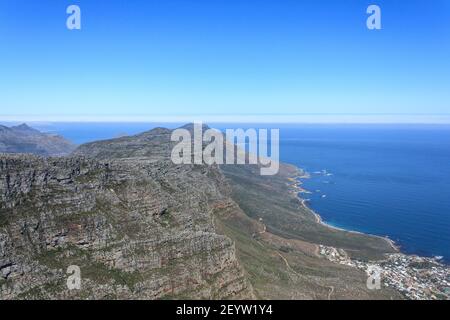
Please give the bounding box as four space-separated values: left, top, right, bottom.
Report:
0 0 449 121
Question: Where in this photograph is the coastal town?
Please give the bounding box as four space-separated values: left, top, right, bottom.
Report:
289 171 450 300
319 245 450 300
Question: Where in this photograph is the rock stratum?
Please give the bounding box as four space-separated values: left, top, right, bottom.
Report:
0 125 403 299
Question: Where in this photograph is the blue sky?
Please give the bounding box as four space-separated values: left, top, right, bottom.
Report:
0 0 449 122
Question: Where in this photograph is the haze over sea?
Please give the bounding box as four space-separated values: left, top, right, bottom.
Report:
12 122 450 264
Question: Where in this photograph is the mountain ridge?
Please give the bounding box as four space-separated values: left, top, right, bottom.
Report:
0 123 76 156
0 124 402 299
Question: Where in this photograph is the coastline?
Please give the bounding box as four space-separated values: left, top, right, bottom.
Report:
307 200 400 253
287 167 401 255
286 165 450 300
287 164 450 263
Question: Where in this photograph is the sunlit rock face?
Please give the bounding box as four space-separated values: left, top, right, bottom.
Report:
0 128 254 299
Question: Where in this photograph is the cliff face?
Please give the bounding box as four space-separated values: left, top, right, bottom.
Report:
0 124 403 300
0 154 254 299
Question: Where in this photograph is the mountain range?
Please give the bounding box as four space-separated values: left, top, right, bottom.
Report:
0 124 75 156
0 124 401 299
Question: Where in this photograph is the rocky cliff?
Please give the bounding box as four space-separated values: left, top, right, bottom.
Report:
0 124 403 300
0 152 254 299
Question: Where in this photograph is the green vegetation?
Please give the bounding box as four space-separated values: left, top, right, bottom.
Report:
36 245 91 269
17 280 65 299
221 164 395 261
36 244 143 292
0 211 8 227
83 262 142 290
216 163 402 299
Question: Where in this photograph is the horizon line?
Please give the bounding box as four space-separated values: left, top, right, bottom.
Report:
2 114 450 124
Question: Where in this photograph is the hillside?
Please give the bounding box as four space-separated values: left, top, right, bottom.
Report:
0 124 75 156
0 125 402 299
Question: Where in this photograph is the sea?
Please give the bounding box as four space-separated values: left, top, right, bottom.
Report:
6 122 450 264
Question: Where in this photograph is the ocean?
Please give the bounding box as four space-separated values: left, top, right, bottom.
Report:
278 124 450 264
13 122 450 263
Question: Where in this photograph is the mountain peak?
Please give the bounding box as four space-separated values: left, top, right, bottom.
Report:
137 127 172 137
11 123 38 133
180 123 211 132
0 123 76 156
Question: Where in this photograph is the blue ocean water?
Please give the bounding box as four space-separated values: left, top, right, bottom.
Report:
278 124 450 264
6 122 450 263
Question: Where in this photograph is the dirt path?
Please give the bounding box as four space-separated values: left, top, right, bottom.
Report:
276 251 301 278
250 217 336 300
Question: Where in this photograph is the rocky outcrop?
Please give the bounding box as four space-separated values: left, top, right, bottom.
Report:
0 154 254 299
0 123 404 300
